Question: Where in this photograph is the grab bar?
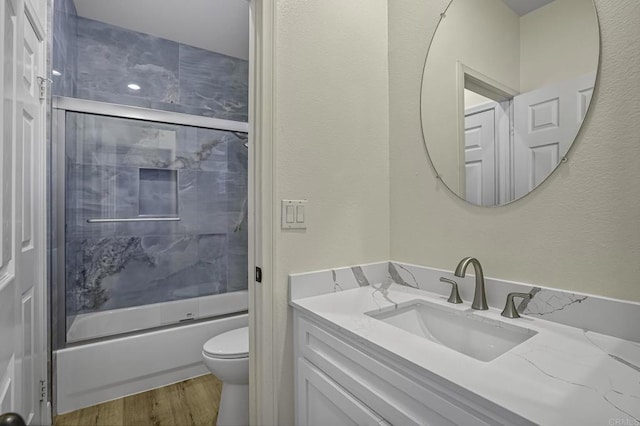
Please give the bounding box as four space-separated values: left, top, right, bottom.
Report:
87 217 181 223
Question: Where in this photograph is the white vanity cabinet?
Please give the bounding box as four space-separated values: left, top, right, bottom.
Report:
293 311 533 426
297 358 389 426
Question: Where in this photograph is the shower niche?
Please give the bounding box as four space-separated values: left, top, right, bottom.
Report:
138 168 179 217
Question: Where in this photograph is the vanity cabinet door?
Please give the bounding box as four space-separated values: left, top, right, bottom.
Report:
296 358 388 426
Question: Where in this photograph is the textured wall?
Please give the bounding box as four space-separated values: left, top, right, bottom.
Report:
519 0 599 92
274 0 390 424
389 0 640 302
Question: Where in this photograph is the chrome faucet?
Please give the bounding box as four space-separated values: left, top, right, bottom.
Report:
454 257 488 310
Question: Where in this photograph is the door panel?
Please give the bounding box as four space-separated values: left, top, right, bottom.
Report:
0 0 18 417
21 111 34 247
0 0 47 424
0 0 15 270
16 11 45 425
1 0 16 279
531 143 559 186
513 72 595 198
0 357 15 413
21 289 34 424
464 106 496 206
24 0 46 36
530 97 559 131
464 162 482 206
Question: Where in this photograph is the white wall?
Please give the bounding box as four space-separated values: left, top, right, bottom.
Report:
464 89 493 108
390 0 640 304
421 0 520 194
268 0 639 422
274 0 390 424
520 0 600 92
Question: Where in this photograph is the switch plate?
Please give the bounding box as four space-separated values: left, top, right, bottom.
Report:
282 199 307 229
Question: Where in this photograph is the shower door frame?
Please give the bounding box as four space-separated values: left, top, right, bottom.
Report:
51 96 250 349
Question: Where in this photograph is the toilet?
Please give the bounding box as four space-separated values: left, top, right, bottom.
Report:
202 326 249 426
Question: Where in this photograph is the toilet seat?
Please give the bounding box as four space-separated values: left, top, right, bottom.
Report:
203 326 248 359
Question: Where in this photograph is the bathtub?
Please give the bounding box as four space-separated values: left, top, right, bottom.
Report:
66 290 249 342
56 298 248 414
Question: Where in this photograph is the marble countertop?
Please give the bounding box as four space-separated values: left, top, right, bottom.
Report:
291 283 640 425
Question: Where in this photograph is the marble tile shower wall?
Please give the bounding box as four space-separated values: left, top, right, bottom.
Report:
65 113 248 316
75 17 249 121
52 0 77 97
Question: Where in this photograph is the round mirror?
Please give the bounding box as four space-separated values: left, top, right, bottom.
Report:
420 0 600 206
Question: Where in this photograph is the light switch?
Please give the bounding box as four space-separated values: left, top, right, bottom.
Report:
296 205 305 223
286 205 295 223
281 199 307 229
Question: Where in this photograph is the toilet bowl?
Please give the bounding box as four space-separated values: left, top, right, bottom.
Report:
202 326 249 426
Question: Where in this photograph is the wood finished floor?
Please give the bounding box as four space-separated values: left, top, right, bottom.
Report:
54 374 222 426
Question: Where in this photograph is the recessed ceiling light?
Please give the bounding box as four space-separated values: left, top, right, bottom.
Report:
52 69 61 76
128 83 141 91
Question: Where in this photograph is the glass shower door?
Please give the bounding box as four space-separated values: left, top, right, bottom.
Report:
59 106 248 344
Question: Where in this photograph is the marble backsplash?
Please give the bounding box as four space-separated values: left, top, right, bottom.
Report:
65 112 248 316
289 261 640 344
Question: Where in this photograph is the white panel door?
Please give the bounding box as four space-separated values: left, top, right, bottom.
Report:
513 72 595 198
296 359 388 426
0 0 48 424
24 0 46 33
464 106 497 206
0 0 20 420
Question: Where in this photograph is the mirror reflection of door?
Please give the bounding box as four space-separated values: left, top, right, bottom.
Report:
463 71 595 204
463 84 512 205
512 72 595 198
464 102 497 206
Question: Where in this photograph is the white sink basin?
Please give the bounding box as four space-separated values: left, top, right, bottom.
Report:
366 299 537 362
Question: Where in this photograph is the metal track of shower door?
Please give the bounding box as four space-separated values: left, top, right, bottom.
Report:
52 96 249 133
